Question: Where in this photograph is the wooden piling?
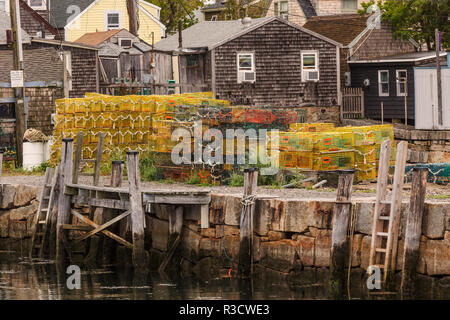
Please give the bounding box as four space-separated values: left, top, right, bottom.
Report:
56 138 74 264
126 151 147 270
238 168 258 278
330 169 355 299
401 167 428 299
159 206 183 272
102 160 124 264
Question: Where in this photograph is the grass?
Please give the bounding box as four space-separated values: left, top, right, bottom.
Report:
4 161 51 176
230 172 245 187
426 194 450 199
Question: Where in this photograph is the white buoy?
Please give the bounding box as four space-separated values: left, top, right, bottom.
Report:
23 142 44 170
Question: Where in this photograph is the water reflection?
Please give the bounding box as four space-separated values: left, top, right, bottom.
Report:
0 254 448 300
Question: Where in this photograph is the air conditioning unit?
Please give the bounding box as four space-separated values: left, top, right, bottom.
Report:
344 72 351 86
281 13 288 20
304 70 319 82
238 71 256 83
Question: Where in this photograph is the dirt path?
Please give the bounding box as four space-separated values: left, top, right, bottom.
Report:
1 174 448 202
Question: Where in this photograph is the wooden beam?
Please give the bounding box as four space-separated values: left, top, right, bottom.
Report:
330 169 355 300
71 210 132 249
72 131 83 184
71 195 130 210
76 210 131 242
93 132 104 186
56 138 74 264
401 167 427 299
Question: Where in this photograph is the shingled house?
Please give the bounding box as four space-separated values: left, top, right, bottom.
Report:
303 14 418 86
264 0 317 26
154 17 342 106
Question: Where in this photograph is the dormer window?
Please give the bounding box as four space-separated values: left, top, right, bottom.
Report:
28 0 47 10
119 38 133 48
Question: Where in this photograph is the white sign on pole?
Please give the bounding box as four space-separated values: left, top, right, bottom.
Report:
10 70 24 88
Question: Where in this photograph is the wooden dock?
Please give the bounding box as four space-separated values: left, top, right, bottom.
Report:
32 138 211 270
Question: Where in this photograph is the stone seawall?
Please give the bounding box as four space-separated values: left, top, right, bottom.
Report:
149 194 450 277
1 184 449 278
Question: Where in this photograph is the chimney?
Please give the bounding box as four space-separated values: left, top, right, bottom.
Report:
241 17 252 28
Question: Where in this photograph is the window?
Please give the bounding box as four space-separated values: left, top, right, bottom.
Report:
237 53 255 83
0 0 5 12
342 0 357 11
280 1 288 19
119 38 133 48
237 53 254 71
396 70 407 96
28 0 46 10
378 70 389 96
105 11 121 30
301 51 319 81
274 2 279 16
186 55 199 68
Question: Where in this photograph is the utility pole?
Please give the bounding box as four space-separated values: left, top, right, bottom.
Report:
10 0 25 168
435 29 443 126
127 0 138 36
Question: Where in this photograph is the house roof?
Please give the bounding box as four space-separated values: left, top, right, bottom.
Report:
348 51 447 64
0 11 31 44
31 38 100 50
74 29 124 46
303 14 369 46
133 41 153 52
155 16 341 52
99 42 125 57
297 0 317 19
0 47 63 83
19 0 60 38
49 0 95 28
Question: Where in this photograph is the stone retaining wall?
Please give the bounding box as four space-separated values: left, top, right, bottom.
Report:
1 184 449 278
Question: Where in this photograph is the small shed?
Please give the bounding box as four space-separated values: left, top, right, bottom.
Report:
348 51 448 124
414 54 450 130
154 17 342 106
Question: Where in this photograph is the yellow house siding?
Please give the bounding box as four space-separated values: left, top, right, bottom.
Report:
66 0 163 44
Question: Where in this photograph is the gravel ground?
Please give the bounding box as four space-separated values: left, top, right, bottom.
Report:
1 174 448 202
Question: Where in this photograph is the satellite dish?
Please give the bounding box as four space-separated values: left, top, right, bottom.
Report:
363 79 370 87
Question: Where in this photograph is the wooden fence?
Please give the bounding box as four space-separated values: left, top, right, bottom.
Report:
100 83 210 96
341 87 364 120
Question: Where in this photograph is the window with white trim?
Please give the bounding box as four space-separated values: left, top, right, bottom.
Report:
279 1 288 19
396 69 407 96
119 38 133 48
0 0 6 12
237 52 255 83
105 11 121 30
28 0 46 10
238 53 254 72
378 70 389 96
301 51 319 81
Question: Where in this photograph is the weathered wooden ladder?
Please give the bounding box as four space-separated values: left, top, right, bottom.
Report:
73 131 104 186
29 166 58 258
369 140 408 288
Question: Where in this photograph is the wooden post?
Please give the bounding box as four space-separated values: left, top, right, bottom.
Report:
126 151 147 270
102 161 124 264
159 206 183 272
238 168 258 278
72 131 83 184
330 169 355 299
381 102 384 124
10 0 25 167
0 151 3 183
56 138 74 264
401 167 427 299
435 29 442 125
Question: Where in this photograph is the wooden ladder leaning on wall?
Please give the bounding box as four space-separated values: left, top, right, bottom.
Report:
29 166 58 259
369 140 408 291
28 132 105 259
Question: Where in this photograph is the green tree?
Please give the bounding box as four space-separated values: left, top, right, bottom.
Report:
146 0 202 35
360 0 449 50
221 0 269 20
